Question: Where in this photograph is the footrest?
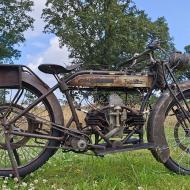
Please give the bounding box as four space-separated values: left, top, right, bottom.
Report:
95 143 156 156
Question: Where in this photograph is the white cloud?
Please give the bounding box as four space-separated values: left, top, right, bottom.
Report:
42 37 71 65
28 37 71 68
21 0 73 93
20 0 73 91
27 37 72 87
31 41 47 48
25 0 46 38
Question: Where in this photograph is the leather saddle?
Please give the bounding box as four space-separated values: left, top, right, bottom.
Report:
38 64 81 74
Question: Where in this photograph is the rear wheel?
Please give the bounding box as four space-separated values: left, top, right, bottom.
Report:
0 83 60 177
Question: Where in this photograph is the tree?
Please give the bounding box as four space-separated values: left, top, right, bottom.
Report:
0 0 34 63
43 0 174 70
185 45 190 55
180 45 190 79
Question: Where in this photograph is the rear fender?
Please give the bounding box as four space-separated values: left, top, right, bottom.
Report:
22 72 64 128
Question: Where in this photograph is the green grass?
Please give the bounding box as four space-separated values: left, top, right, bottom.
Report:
1 149 190 190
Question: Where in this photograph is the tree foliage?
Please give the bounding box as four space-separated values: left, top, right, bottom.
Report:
43 0 173 70
181 45 190 79
185 45 190 55
0 0 34 63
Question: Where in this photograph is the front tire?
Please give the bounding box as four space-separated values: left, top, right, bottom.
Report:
148 90 190 175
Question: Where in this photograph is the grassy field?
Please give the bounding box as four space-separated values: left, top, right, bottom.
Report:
1 149 190 190
1 106 190 190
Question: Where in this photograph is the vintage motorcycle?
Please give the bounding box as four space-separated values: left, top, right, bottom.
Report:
0 40 190 179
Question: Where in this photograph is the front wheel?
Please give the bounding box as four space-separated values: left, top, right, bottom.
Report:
148 90 190 175
0 83 61 177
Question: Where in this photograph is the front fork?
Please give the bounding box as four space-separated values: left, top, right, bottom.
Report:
163 63 190 131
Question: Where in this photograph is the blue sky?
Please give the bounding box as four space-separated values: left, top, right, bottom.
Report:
135 0 190 51
15 0 190 68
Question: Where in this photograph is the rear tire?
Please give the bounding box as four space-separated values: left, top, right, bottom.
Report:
0 82 61 177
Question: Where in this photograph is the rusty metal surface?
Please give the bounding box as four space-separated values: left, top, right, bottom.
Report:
0 65 22 89
147 92 171 163
1 55 190 177
147 81 190 163
67 73 153 89
22 72 64 127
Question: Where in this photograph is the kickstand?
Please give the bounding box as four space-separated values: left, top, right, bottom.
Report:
4 131 21 182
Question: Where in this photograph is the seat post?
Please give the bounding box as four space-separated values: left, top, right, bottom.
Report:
57 77 82 130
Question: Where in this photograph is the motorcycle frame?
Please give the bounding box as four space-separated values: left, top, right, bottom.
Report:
4 47 185 151
2 49 188 180
4 68 156 141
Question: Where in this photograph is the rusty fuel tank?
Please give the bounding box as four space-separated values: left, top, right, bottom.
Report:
67 71 153 89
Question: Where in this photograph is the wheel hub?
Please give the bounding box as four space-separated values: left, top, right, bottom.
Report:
0 105 32 150
174 121 190 153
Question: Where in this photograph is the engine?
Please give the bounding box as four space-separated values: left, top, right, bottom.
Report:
85 94 144 140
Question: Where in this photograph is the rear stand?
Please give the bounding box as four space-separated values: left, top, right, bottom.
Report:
3 121 21 182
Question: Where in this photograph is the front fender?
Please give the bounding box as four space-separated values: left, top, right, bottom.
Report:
147 81 190 163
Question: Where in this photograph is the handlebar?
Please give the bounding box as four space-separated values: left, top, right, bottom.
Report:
119 49 153 68
119 40 163 68
119 40 190 71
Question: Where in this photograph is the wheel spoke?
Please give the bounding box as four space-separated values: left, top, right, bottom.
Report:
0 85 58 177
164 96 190 172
